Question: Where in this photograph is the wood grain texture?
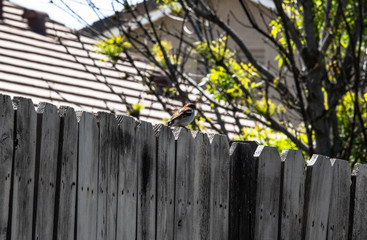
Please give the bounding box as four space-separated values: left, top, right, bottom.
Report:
173 128 195 240
154 124 175 240
116 115 137 240
209 134 229 240
0 94 13 239
253 145 282 240
351 164 367 239
327 159 351 240
280 149 306 240
303 155 333 240
136 120 156 240
11 97 37 240
193 131 211 240
97 112 119 240
56 106 78 240
34 102 60 240
228 142 256 240
77 112 99 240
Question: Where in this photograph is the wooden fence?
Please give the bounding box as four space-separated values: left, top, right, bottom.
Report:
0 94 366 240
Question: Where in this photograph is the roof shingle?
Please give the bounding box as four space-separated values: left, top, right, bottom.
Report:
0 0 254 135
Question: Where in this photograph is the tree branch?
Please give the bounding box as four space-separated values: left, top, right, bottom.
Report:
273 0 304 55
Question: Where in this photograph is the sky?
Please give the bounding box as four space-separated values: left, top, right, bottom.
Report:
10 0 128 30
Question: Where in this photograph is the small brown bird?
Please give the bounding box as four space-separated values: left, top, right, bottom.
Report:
167 103 196 127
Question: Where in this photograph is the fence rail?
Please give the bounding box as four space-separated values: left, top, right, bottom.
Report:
0 94 366 240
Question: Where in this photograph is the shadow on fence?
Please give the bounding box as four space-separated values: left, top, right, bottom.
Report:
0 94 365 240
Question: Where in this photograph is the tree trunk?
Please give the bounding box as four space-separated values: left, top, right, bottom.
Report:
306 66 331 155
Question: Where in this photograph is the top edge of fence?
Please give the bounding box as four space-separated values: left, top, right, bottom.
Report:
0 94 358 163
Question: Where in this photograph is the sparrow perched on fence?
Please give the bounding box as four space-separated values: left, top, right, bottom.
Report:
167 103 196 127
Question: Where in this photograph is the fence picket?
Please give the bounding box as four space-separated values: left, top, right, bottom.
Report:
228 142 256 240
193 131 211 240
280 149 305 240
351 164 367 239
97 112 119 240
136 120 156 240
173 128 195 240
327 159 351 240
56 106 78 240
0 94 365 240
77 112 99 240
34 103 60 240
209 134 229 240
116 115 137 240
11 97 37 240
0 94 13 239
303 155 333 240
154 124 175 240
253 145 282 240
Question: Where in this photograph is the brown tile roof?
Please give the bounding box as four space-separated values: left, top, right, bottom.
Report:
0 0 253 135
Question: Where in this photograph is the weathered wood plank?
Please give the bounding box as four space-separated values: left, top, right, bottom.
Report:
97 112 119 240
11 97 37 240
0 94 13 239
34 102 60 240
154 124 175 240
209 134 229 240
136 120 156 240
193 131 211 240
253 145 282 240
351 164 367 239
303 155 333 240
280 149 305 240
116 115 137 240
228 142 257 240
77 112 99 240
326 159 350 240
56 106 78 240
173 128 195 240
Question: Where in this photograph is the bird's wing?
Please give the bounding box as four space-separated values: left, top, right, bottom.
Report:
169 107 193 121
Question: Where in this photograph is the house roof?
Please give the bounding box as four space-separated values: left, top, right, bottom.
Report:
0 0 170 120
80 0 275 38
80 0 159 38
0 0 253 135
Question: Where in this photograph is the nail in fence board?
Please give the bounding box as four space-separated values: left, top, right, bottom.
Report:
97 112 119 240
77 112 99 240
193 131 211 240
56 106 78 240
0 95 13 239
209 134 229 240
34 103 60 240
116 115 137 240
351 164 367 239
303 155 333 240
228 142 256 240
10 97 37 240
253 146 282 240
280 149 305 240
154 124 175 240
327 159 350 240
136 120 156 240
173 128 195 240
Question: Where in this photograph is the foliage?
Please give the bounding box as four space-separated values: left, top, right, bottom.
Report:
239 124 307 155
336 92 367 165
95 35 131 64
151 40 180 67
127 102 145 119
92 0 367 163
